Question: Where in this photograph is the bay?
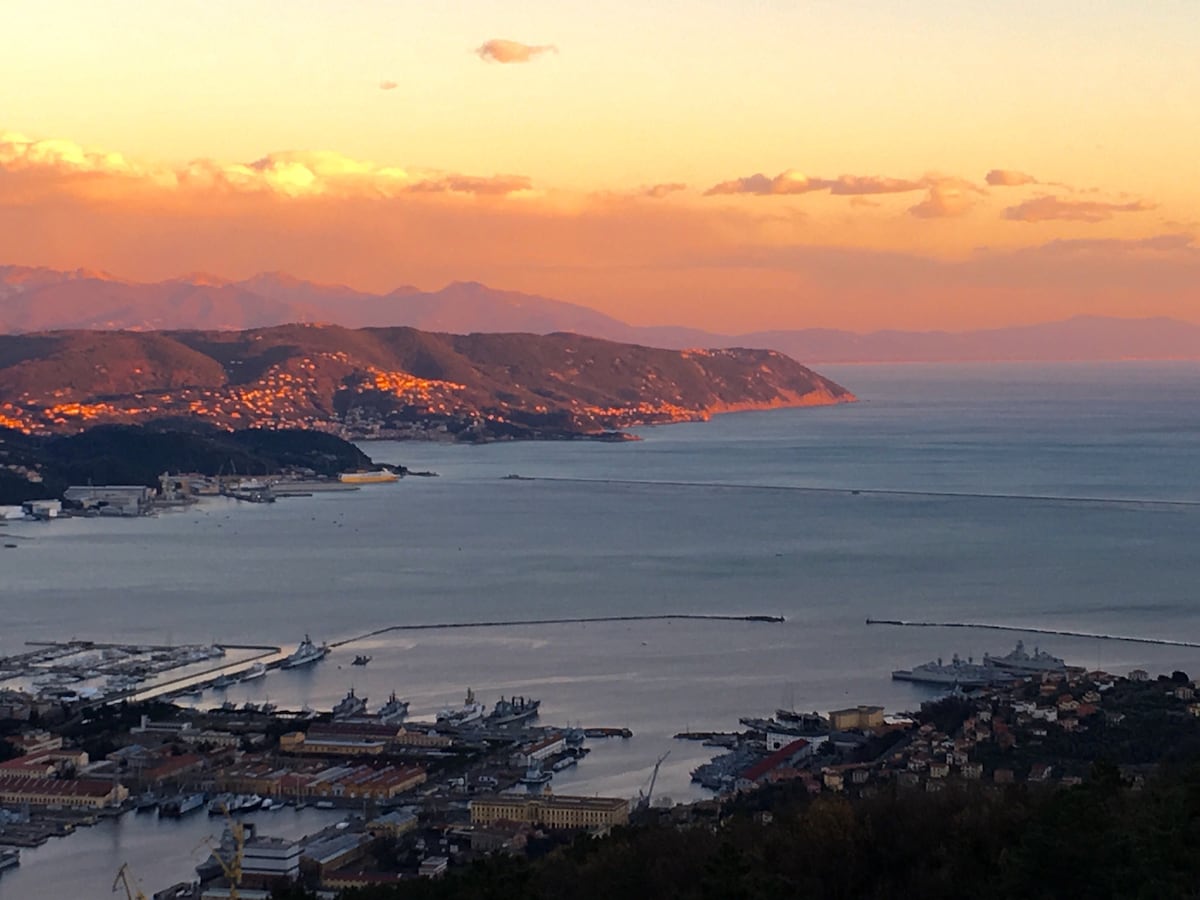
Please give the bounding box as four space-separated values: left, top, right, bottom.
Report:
3 361 1200 896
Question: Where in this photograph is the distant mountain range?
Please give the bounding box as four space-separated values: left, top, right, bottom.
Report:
0 325 852 440
2 265 1196 363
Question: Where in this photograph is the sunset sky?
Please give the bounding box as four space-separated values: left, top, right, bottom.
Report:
2 0 1198 332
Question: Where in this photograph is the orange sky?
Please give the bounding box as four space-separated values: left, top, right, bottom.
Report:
1 1 1197 332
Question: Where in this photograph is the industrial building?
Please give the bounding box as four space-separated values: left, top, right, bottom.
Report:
470 794 630 830
241 836 303 885
0 776 128 808
828 705 886 731
63 484 154 516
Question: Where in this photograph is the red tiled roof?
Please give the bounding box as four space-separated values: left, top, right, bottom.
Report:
740 740 809 783
0 776 116 797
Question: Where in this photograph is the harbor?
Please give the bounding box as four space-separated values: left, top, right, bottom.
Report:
5 621 1194 896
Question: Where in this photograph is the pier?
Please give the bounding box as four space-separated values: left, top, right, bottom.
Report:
330 614 785 648
866 618 1200 650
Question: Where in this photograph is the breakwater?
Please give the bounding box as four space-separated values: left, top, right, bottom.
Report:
866 618 1200 650
331 614 784 648
518 476 1200 509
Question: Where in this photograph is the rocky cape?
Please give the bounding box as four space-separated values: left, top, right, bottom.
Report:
0 325 854 442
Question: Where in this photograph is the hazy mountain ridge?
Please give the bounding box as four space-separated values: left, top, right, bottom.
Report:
0 324 853 441
4 265 1195 362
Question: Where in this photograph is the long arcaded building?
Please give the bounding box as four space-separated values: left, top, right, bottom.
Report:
470 793 630 830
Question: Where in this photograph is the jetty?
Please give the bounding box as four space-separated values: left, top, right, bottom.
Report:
866 618 1200 650
519 476 1200 510
331 614 784 648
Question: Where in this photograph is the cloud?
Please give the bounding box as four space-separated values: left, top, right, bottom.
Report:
0 130 139 177
379 80 398 91
0 133 533 200
909 178 983 219
703 167 986 217
407 174 533 195
705 169 947 199
1003 233 1198 260
643 182 687 199
826 175 926 195
2 128 1192 334
705 172 786 195
1003 195 1156 223
985 169 1037 187
475 39 557 64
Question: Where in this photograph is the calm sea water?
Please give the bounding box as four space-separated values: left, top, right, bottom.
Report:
3 362 1200 897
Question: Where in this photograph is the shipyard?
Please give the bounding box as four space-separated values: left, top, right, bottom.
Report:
0 466 419 525
5 626 1200 896
0 627 653 895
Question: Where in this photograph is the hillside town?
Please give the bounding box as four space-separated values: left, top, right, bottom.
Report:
3 641 1200 897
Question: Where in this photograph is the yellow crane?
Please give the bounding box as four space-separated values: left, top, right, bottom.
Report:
112 863 148 900
193 803 247 900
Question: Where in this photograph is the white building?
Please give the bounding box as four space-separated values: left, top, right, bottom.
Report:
516 735 566 766
419 856 449 878
242 836 302 880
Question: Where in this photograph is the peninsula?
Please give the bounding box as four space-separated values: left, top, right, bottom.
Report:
0 325 854 441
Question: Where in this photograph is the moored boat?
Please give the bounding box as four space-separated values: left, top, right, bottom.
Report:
892 654 1011 687
339 470 400 484
134 791 158 813
161 792 206 817
983 641 1066 674
378 691 410 724
281 635 328 669
332 687 367 719
520 763 553 785
489 695 541 726
239 662 267 682
437 688 486 727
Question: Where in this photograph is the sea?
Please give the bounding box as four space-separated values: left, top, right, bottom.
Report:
3 361 1200 897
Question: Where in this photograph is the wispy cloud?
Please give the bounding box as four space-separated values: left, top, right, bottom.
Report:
643 182 687 199
0 133 533 200
475 39 557 64
379 80 399 91
704 170 966 198
706 169 983 219
407 174 532 195
705 170 925 197
1003 195 1156 223
985 169 1037 187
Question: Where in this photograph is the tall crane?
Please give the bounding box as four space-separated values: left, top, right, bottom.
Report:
637 751 671 810
112 863 148 900
193 806 246 899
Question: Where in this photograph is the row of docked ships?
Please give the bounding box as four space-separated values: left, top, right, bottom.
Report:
892 641 1067 687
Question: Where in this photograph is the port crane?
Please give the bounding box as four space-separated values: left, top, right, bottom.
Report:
193 807 247 899
112 863 148 900
637 751 670 810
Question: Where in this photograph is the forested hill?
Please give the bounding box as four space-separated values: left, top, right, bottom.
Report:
0 425 373 505
273 759 1200 900
0 325 854 441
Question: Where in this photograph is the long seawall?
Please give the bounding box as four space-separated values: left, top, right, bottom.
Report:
866 618 1200 650
331 614 784 648
518 476 1200 509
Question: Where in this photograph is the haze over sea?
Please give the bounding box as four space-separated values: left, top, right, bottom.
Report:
5 361 1200 818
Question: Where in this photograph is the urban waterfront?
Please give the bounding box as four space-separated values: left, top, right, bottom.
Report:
4 362 1200 895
